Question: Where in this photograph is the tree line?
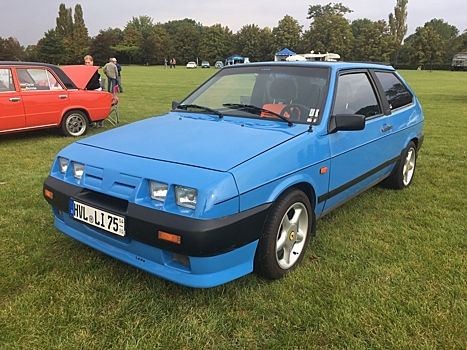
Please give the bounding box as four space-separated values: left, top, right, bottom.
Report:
1 1 466 70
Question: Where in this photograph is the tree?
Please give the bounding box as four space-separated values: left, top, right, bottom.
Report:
388 0 408 65
125 16 155 39
353 20 397 62
198 24 233 63
424 18 458 40
173 26 200 64
53 3 89 64
37 29 66 64
457 31 467 52
89 28 122 66
301 3 354 59
409 26 445 71
55 3 73 39
272 15 303 53
258 27 275 62
0 37 24 61
24 45 39 62
112 29 143 64
140 26 172 65
72 4 89 61
126 16 171 64
306 2 353 18
424 19 459 63
233 24 264 62
160 18 203 40
351 18 373 40
152 26 173 64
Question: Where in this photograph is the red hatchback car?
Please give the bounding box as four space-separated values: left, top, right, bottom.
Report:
0 62 112 137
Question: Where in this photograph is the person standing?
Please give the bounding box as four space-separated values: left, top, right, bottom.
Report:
103 58 118 93
115 58 123 93
84 55 106 127
164 58 168 69
172 58 176 68
83 55 101 90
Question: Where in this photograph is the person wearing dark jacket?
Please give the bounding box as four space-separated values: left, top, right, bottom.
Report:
84 55 106 127
115 59 123 92
83 55 102 90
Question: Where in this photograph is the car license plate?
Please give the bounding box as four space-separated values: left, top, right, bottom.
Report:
69 199 125 236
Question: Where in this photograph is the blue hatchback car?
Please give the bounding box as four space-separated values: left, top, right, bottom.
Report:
43 62 424 288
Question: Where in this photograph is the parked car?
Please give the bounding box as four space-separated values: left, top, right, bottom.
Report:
451 52 467 71
214 61 224 69
0 62 112 137
186 62 197 69
43 61 424 288
201 61 210 68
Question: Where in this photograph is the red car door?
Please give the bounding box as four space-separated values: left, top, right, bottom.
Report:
16 67 70 128
0 67 26 131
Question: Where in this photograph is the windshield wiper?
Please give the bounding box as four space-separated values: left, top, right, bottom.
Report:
176 104 223 118
223 103 293 126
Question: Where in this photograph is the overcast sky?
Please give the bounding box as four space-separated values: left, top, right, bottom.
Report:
1 0 466 47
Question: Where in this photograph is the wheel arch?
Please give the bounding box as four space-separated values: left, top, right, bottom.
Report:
62 107 91 124
289 182 316 210
238 169 325 216
402 132 424 156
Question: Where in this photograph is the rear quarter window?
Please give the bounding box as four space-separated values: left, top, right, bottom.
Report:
375 71 413 110
0 68 15 92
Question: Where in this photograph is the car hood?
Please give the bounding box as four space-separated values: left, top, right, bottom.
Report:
60 65 99 89
77 112 308 171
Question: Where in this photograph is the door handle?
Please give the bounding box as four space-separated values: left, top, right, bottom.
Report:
9 97 21 102
58 95 68 99
381 125 393 132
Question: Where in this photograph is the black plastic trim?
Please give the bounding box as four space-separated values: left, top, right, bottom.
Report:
43 176 270 257
317 156 398 203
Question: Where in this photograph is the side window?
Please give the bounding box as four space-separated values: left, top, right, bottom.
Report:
16 68 62 91
333 73 381 117
375 71 413 110
0 68 15 92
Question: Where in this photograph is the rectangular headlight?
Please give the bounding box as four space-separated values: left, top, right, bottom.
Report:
150 181 168 202
58 157 69 174
175 186 198 209
72 162 85 179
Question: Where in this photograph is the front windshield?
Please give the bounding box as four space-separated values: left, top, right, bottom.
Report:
181 64 329 124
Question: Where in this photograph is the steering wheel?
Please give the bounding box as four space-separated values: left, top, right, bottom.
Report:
280 104 310 121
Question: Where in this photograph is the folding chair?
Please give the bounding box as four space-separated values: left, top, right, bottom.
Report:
107 84 119 125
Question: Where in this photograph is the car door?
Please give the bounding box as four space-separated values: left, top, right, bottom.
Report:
0 67 26 131
323 69 397 212
16 67 70 128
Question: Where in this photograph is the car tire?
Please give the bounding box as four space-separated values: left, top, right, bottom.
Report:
60 110 88 137
382 141 417 190
255 188 314 280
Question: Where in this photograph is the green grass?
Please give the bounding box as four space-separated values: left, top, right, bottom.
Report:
1 66 466 349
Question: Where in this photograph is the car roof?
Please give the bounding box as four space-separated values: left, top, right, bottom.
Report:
221 61 395 72
0 61 77 89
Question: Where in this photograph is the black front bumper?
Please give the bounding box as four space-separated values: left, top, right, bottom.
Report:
43 176 270 257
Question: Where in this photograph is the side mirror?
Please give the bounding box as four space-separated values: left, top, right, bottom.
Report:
172 101 181 110
328 114 366 134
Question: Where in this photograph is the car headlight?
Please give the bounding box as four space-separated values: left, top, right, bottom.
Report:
175 186 198 209
58 157 69 174
149 181 168 202
72 162 85 179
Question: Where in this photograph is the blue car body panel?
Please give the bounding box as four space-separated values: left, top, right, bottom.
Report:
77 113 305 172
43 61 424 288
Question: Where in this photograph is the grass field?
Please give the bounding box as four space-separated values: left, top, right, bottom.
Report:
1 66 466 349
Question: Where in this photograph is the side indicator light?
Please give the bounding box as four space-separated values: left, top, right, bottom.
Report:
320 167 328 174
158 231 181 244
44 189 54 199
